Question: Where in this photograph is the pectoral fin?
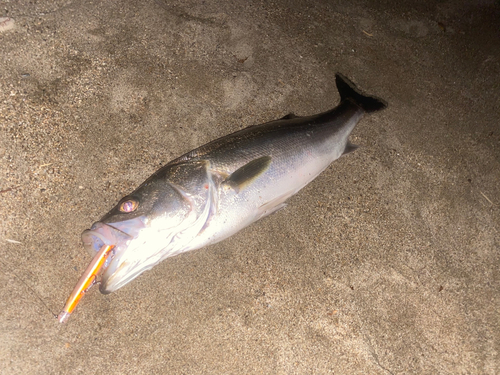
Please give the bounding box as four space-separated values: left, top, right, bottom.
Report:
223 156 272 193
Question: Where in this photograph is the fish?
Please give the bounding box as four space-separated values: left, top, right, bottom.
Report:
59 73 386 321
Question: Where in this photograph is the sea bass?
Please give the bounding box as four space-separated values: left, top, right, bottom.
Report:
59 74 386 322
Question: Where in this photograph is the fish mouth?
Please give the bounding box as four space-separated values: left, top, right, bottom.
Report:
81 217 147 294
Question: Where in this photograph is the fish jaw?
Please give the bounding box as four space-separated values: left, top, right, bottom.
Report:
97 214 184 293
81 218 150 293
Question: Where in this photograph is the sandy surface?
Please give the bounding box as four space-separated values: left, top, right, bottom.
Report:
1 0 499 374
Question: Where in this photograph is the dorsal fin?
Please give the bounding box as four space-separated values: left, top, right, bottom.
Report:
280 113 298 120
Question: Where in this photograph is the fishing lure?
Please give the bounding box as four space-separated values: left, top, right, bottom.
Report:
57 245 114 323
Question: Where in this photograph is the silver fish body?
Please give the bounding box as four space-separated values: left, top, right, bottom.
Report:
82 74 387 293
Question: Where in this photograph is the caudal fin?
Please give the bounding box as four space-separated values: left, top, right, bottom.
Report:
335 73 387 113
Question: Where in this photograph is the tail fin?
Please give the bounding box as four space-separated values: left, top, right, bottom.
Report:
335 73 387 113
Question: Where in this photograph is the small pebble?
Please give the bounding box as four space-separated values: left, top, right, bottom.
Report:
0 17 15 32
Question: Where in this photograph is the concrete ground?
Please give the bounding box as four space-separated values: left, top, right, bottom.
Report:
1 0 499 374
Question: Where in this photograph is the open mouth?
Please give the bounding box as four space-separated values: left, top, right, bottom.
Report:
81 217 147 294
57 218 148 323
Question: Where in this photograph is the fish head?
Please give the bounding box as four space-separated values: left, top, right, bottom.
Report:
82 178 195 294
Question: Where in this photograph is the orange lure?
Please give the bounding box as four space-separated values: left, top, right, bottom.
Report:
57 245 114 323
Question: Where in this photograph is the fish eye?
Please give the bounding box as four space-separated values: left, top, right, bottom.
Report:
119 198 139 213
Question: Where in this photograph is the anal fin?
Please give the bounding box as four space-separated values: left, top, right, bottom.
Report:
342 141 358 155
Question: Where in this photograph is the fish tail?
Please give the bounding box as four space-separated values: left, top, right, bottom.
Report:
335 73 387 113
